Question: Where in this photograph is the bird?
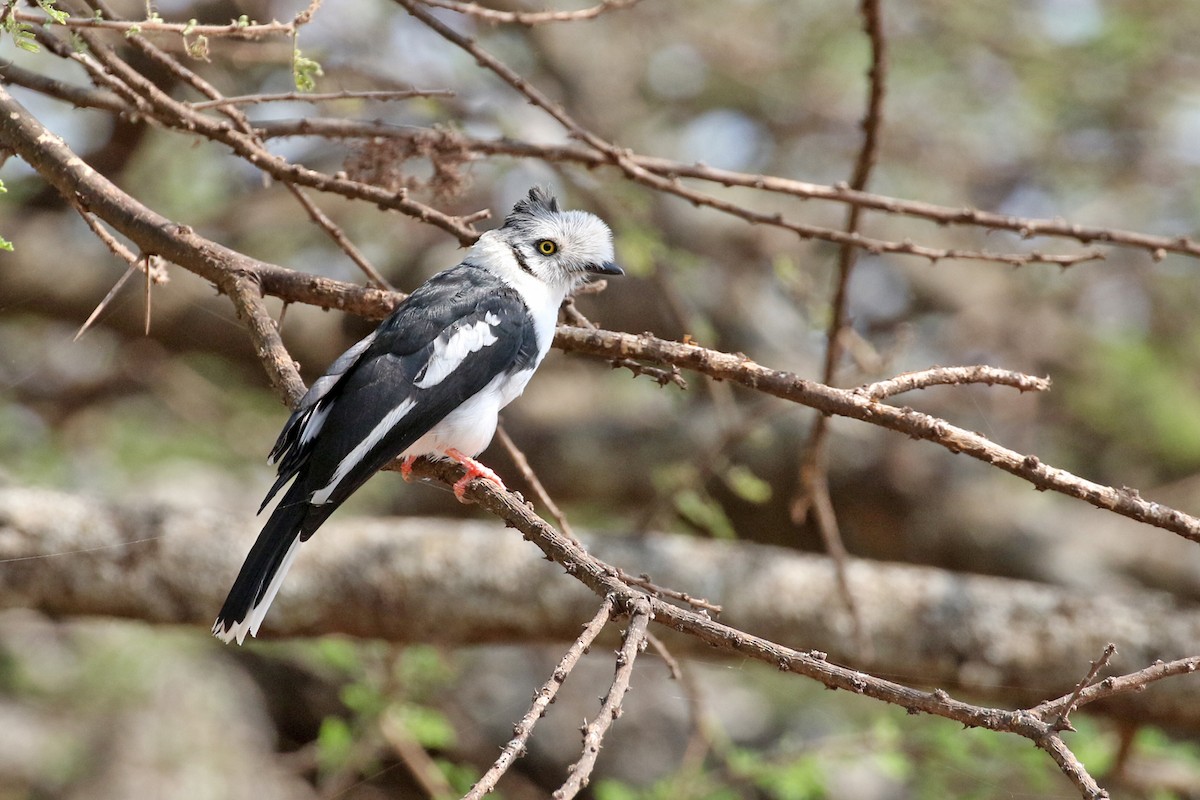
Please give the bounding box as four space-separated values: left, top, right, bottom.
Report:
212 187 622 644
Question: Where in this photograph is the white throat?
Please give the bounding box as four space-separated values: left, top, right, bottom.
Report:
469 232 566 356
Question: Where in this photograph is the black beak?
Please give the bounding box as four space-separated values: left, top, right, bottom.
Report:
586 261 624 276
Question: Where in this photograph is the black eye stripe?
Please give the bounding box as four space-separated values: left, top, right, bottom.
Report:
509 244 535 275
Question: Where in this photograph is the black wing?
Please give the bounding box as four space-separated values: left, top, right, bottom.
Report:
216 264 541 640
267 264 538 530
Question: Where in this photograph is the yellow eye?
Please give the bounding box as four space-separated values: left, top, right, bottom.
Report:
537 239 558 255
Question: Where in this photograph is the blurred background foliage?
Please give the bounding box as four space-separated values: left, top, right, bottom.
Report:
4 0 1200 796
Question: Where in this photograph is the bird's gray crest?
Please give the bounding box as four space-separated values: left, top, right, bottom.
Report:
503 186 561 228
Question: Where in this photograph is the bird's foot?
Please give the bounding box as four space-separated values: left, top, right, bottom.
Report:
444 448 505 502
400 455 418 482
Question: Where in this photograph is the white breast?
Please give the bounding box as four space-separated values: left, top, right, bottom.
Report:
403 371 524 459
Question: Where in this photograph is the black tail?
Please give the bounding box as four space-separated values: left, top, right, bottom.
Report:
213 481 324 644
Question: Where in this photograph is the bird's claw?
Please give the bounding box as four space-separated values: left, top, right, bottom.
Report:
445 448 506 503
400 455 417 482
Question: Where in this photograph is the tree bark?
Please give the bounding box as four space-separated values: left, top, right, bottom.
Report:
2 484 1198 730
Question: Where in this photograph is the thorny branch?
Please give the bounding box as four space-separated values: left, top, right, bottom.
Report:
555 326 1200 544
253 120 1200 265
856 365 1052 400
1053 644 1118 732
187 88 455 110
495 424 579 543
1031 654 1200 720
97 19 400 292
554 597 651 800
790 0 889 660
392 0 1101 269
464 597 617 800
5 52 1190 264
416 458 1119 799
8 9 301 39
421 0 644 26
5 78 1198 546
20 12 483 246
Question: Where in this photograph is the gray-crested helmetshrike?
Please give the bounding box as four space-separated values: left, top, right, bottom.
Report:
213 187 622 644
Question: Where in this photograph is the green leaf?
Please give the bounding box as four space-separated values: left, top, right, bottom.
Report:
394 645 455 694
4 19 41 52
185 33 209 60
340 681 386 717
435 758 480 795
722 464 772 504
36 0 68 25
388 704 456 750
316 716 355 773
314 636 362 674
594 779 639 800
674 488 736 539
292 46 323 92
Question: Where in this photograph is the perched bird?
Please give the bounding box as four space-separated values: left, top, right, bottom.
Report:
213 187 622 644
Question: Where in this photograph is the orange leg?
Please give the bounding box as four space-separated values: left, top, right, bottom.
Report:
399 455 418 482
444 448 505 502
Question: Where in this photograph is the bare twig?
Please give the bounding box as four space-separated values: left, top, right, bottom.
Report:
70 24 482 245
790 0 888 660
142 253 153 335
8 84 1196 556
0 63 129 113
857 365 1052 401
188 88 454 110
257 120 1200 265
1051 644 1118 732
284 183 394 290
406 458 1109 798
419 0 643 26
1031 654 1200 721
222 272 306 407
10 9 298 38
495 424 578 543
553 598 651 799
392 0 1099 269
643 631 682 680
380 710 457 798
823 0 889 385
93 25 396 291
615 568 722 616
551 326 1200 545
464 597 616 800
563 299 688 388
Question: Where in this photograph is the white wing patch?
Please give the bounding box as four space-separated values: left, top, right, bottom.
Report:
299 403 332 446
310 398 417 505
414 314 501 389
268 403 332 466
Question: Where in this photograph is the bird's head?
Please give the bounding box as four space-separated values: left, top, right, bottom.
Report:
483 187 623 293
